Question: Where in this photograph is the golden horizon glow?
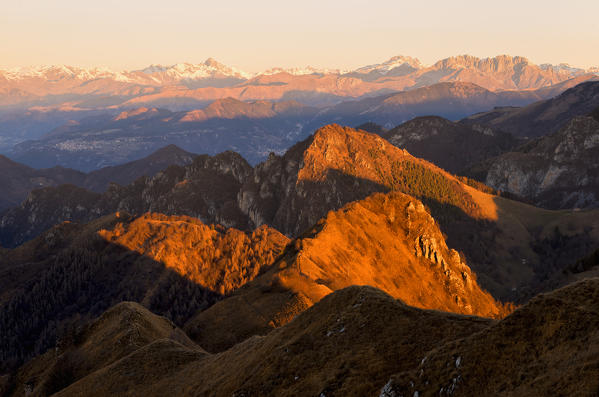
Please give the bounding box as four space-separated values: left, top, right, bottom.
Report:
1 0 598 72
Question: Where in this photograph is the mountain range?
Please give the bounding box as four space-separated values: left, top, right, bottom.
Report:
2 55 596 100
1 54 596 157
9 80 598 171
3 124 598 304
0 145 197 211
2 57 599 396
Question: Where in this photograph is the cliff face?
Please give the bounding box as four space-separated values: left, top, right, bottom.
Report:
486 115 599 208
187 191 509 353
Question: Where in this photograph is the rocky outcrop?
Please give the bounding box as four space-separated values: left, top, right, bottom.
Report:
486 115 599 208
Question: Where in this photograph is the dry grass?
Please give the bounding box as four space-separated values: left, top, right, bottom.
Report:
9 302 205 397
51 287 492 397
387 278 599 396
24 279 599 396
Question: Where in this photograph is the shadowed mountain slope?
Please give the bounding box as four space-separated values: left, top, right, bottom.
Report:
238 123 486 237
82 144 197 192
0 144 197 213
0 151 252 247
9 287 492 397
12 279 599 396
383 278 599 396
0 155 85 211
237 124 599 300
5 302 204 397
3 124 599 303
463 80 599 138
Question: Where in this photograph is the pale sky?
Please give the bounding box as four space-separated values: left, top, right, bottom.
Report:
1 0 598 72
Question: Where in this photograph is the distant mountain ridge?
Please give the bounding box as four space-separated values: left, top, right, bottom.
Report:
383 116 521 175
8 98 314 170
1 54 597 111
8 81 584 171
3 54 596 86
463 80 599 137
0 144 197 211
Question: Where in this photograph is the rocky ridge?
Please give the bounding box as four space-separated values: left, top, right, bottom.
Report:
186 191 510 352
3 124 599 303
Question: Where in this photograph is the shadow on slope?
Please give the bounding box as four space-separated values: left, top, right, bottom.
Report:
17 279 599 397
17 286 493 397
244 151 599 303
0 214 233 374
3 301 206 397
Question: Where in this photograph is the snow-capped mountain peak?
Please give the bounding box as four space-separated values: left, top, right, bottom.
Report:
352 55 423 75
2 65 121 81
539 63 587 76
138 59 252 80
260 66 349 76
